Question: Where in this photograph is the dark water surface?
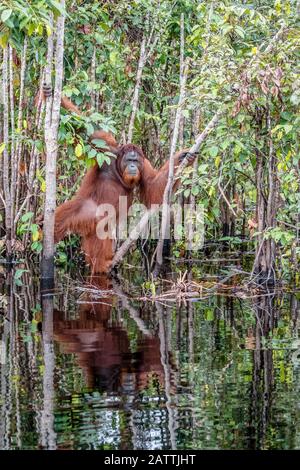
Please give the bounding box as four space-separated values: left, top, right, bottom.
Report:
1 267 300 450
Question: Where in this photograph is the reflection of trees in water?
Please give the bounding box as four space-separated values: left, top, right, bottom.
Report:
1 267 300 449
0 267 42 449
40 294 56 449
174 293 300 450
0 267 57 449
248 293 300 450
0 270 14 450
53 276 178 450
248 293 276 450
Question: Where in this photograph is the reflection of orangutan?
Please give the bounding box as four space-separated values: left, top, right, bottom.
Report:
50 91 196 273
53 277 165 393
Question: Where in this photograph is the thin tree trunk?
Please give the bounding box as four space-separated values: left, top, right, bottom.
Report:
42 2 65 285
40 294 56 449
14 39 27 228
155 61 189 267
127 37 146 143
179 13 185 148
253 101 277 284
90 45 96 109
264 103 277 281
187 108 201 254
9 46 16 234
2 46 12 258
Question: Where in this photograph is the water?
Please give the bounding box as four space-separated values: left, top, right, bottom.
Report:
1 266 300 450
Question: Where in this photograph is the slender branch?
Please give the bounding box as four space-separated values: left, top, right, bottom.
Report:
127 36 146 143
112 281 153 337
218 159 238 218
2 46 12 256
15 39 28 226
0 190 6 209
9 46 16 230
14 194 32 226
156 59 189 266
111 206 158 269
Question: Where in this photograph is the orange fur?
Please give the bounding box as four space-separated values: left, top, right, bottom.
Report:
61 95 82 115
55 143 144 274
140 148 191 207
122 167 141 188
90 129 118 149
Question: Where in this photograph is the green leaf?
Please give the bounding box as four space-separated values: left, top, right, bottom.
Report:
235 26 245 38
14 269 28 281
0 33 9 48
215 155 221 167
91 139 107 148
88 148 97 159
21 212 34 222
222 25 233 35
75 143 83 157
31 241 42 253
96 152 111 167
48 0 65 16
205 309 214 321
1 9 12 23
208 146 219 158
98 22 110 33
86 124 95 136
283 124 293 134
109 50 118 66
198 163 209 174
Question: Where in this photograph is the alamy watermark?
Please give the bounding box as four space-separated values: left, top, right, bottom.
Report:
94 197 205 250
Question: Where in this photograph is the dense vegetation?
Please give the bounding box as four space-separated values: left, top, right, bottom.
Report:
0 0 299 283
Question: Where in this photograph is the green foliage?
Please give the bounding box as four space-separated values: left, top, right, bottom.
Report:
14 268 28 286
0 0 66 47
2 0 299 277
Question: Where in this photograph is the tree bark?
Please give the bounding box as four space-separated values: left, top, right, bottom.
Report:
9 46 16 233
90 45 96 109
42 2 65 286
253 101 277 284
155 61 188 267
127 37 146 143
14 39 27 229
2 46 12 259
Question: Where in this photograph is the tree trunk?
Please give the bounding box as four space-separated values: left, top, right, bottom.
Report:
2 46 12 259
253 104 278 285
155 59 189 269
42 2 65 286
14 39 28 229
127 37 146 143
40 294 56 449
